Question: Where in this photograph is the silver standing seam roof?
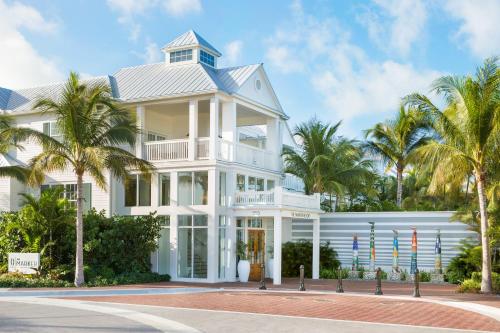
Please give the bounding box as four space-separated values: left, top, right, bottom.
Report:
162 30 222 56
0 63 282 114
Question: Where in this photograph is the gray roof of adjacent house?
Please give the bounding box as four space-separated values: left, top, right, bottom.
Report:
0 63 279 114
162 30 222 56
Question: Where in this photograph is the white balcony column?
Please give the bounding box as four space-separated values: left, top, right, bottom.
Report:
273 213 282 285
266 117 282 170
209 96 219 159
221 101 237 161
312 217 320 279
207 168 218 282
135 105 145 159
188 100 198 161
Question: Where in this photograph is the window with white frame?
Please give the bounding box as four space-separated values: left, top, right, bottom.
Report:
218 216 228 279
200 50 215 67
177 215 208 279
157 215 171 275
146 131 166 142
170 49 192 63
124 174 151 207
40 183 92 212
42 121 62 140
159 173 170 206
219 171 226 206
178 171 208 206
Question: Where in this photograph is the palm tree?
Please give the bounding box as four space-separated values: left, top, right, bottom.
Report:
0 114 46 182
30 72 153 286
363 105 431 207
283 119 373 210
405 57 500 293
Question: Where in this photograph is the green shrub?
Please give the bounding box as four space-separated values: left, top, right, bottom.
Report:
282 240 339 278
445 241 481 284
458 279 481 293
320 267 349 279
419 271 431 282
0 273 73 288
400 268 408 281
358 266 366 279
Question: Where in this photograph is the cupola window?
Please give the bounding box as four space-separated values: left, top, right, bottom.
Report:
200 50 215 67
170 49 193 63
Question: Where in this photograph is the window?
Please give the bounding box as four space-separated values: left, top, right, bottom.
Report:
41 183 91 212
42 121 62 139
248 177 265 191
218 216 228 279
178 171 208 206
159 174 170 206
147 132 166 142
219 171 226 206
267 180 275 191
124 174 151 207
200 50 215 67
170 49 192 63
177 215 208 279
157 215 170 275
236 174 246 192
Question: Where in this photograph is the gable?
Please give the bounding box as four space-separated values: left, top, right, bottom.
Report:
235 67 283 114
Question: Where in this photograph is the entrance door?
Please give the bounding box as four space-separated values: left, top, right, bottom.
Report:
248 229 265 281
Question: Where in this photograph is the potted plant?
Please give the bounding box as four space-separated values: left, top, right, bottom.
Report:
236 240 250 282
266 245 274 278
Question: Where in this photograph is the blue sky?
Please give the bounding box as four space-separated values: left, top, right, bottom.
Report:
1 0 499 137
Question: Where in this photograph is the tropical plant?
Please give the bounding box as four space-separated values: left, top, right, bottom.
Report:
236 240 248 260
364 105 431 207
0 114 47 182
29 72 153 286
405 57 500 293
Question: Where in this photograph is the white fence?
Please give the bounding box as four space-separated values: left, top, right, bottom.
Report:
218 139 278 171
144 139 189 161
291 211 478 272
233 187 320 210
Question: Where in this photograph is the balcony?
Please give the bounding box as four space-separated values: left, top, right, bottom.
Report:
233 187 320 211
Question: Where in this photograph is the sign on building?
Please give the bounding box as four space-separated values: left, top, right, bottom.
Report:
8 253 40 274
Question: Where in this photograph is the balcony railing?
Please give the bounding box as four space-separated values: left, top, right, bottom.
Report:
233 187 320 211
196 138 210 159
144 139 189 161
218 139 278 170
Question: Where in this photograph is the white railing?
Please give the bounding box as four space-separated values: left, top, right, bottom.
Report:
144 139 189 161
233 187 320 210
282 173 306 193
218 138 278 170
196 137 210 159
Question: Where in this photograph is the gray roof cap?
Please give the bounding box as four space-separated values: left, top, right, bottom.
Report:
162 30 222 56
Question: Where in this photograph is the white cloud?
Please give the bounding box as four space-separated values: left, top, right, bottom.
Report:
143 41 163 63
163 0 202 16
265 0 442 134
443 0 500 58
222 40 243 67
356 0 427 57
0 0 63 89
107 0 202 40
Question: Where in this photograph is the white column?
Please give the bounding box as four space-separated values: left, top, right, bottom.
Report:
273 213 282 285
227 214 237 281
209 96 219 159
188 100 198 161
135 105 145 159
221 101 237 142
207 168 218 282
312 217 320 279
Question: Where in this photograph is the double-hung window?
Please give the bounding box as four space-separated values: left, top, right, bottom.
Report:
199 50 215 67
42 121 62 140
159 173 171 206
124 174 151 207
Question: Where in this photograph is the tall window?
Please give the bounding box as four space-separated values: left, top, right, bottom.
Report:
41 183 91 212
159 173 170 206
157 216 170 275
200 50 215 67
178 171 208 206
218 216 228 279
124 174 151 207
219 171 226 206
236 174 245 191
170 49 192 63
177 215 208 279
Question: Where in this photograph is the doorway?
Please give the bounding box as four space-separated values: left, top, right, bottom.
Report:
248 229 265 281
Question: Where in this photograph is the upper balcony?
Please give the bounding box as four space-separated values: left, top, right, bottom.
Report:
233 187 321 212
133 96 282 171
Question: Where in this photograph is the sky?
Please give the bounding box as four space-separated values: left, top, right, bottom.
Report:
1 0 499 138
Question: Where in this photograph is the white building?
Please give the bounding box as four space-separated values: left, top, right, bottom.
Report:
0 30 321 284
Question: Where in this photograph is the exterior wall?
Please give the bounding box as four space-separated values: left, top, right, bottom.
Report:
292 212 478 272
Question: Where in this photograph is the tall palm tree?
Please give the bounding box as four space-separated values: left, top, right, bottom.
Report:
30 72 153 286
405 57 500 293
0 114 46 182
363 105 431 207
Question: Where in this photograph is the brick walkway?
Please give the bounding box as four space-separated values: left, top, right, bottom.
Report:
66 290 500 332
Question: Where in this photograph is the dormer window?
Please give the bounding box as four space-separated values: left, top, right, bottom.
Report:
200 50 215 67
170 49 193 63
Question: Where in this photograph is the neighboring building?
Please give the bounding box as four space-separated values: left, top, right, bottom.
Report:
0 30 321 284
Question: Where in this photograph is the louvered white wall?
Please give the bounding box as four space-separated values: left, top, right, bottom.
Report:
292 212 478 272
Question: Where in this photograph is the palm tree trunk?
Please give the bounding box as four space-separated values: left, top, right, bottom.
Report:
475 168 492 293
396 167 403 208
74 172 85 287
464 175 470 205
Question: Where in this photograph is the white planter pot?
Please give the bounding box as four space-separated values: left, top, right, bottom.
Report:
237 260 250 282
267 258 274 278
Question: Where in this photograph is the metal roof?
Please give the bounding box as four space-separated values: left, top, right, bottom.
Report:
162 30 222 56
0 62 284 115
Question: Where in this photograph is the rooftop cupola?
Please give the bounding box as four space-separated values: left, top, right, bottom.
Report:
162 30 222 68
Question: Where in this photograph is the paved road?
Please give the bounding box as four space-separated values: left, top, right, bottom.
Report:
0 298 491 333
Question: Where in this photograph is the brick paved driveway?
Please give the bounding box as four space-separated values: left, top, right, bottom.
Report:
66 290 500 332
